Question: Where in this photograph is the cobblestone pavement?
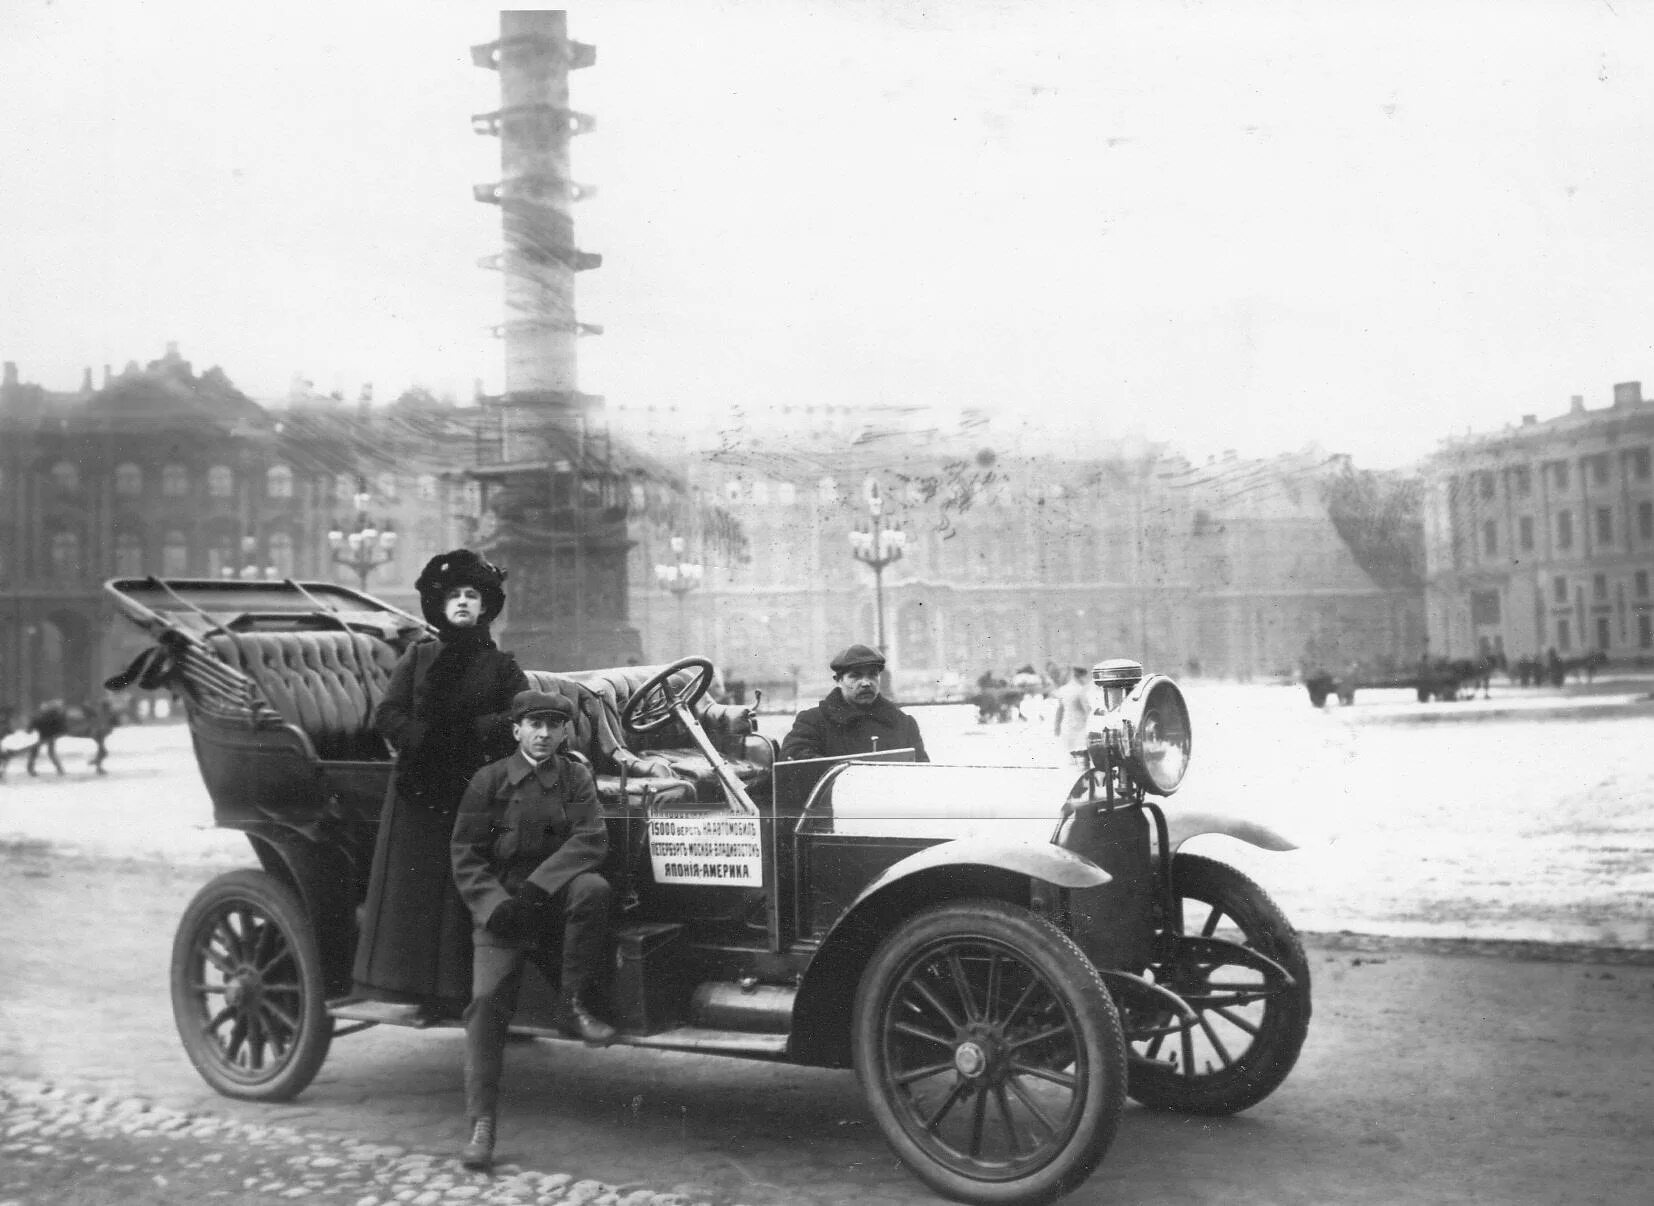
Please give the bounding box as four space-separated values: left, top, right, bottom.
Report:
0 1079 739 1206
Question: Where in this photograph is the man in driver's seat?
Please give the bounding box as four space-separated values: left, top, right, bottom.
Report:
781 644 929 762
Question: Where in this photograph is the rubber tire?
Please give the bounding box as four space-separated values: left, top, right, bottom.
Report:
1128 854 1310 1115
852 898 1127 1206
171 869 333 1102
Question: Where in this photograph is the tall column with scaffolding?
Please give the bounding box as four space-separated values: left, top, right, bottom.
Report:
469 9 638 669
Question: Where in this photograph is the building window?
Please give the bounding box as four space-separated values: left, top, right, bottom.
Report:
1478 471 1495 501
267 465 294 499
1518 516 1534 552
49 530 80 579
750 480 770 506
50 461 79 492
1557 510 1573 550
269 531 296 577
207 532 239 578
777 481 797 506
114 463 143 496
1640 500 1653 542
1596 615 1611 650
1553 575 1568 604
1640 613 1652 650
1630 448 1651 482
1637 570 1650 597
1597 506 1614 545
1470 589 1501 624
162 530 189 575
1552 461 1571 491
417 474 438 502
1512 465 1532 497
335 474 356 505
114 531 144 576
162 464 190 497
1557 618 1571 651
1483 520 1497 556
206 465 233 498
1594 573 1608 602
1591 454 1610 486
375 472 398 502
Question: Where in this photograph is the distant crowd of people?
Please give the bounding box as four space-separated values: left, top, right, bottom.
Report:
970 662 1098 762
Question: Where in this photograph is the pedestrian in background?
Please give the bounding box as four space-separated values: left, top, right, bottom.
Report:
1053 664 1093 765
353 550 528 1014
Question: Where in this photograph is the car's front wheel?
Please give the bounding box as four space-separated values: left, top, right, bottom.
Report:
171 869 332 1101
1126 853 1310 1115
852 899 1126 1206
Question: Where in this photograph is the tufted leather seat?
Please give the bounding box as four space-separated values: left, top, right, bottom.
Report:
202 634 770 808
205 631 397 761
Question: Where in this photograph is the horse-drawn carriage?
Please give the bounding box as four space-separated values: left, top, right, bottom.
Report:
107 576 1310 1206
1303 655 1504 707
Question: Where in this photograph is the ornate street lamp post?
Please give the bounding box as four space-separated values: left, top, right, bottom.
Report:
328 491 397 591
653 535 703 653
848 486 907 677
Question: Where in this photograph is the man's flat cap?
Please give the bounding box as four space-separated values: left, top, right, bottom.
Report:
830 643 886 673
510 690 574 723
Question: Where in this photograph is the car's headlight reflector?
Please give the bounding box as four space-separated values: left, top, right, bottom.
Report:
1121 675 1191 795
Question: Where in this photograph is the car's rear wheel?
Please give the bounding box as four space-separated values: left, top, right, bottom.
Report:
1126 853 1310 1115
853 899 1126 1206
171 869 332 1101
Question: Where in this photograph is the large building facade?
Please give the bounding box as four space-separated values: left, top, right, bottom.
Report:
0 349 475 709
1422 381 1654 663
615 404 1423 699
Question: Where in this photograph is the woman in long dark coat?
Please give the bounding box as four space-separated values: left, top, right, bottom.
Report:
352 550 528 1012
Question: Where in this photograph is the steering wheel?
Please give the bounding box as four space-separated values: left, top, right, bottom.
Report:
621 656 716 733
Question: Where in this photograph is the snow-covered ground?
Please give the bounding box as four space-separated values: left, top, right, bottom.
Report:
4 678 1651 948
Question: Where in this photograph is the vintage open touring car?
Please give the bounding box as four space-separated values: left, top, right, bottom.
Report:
105 576 1311 1206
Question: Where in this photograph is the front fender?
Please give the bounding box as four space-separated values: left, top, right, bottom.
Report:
1162 806 1298 854
854 835 1112 907
787 837 1109 1068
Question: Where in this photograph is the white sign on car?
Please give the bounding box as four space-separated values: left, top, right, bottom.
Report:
647 810 765 885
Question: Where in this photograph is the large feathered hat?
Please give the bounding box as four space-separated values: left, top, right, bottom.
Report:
414 549 508 628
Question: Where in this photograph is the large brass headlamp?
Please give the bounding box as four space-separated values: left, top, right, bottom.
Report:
1085 659 1192 796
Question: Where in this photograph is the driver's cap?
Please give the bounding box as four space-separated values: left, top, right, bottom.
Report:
510 690 574 723
830 643 886 674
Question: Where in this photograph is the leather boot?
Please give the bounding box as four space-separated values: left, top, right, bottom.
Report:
559 992 616 1047
460 1114 495 1171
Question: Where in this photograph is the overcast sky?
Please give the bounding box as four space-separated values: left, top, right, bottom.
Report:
3 0 1652 468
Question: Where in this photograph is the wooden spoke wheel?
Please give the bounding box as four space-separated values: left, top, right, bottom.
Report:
1127 853 1311 1115
853 899 1126 1206
170 869 332 1101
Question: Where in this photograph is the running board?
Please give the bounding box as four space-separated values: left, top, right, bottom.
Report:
512 1023 790 1059
328 1000 455 1029
327 1001 789 1058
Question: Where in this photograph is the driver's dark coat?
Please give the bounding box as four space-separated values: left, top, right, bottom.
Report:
451 750 607 949
780 688 929 762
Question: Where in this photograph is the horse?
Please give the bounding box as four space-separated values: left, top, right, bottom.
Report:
0 704 37 779
16 698 120 776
